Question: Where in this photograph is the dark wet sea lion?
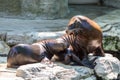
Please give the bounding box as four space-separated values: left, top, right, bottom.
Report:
7 34 85 68
7 38 66 68
7 15 105 68
66 15 105 61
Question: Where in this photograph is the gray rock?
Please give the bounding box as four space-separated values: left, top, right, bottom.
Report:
56 62 95 80
6 31 65 46
6 33 34 46
21 0 68 19
94 9 120 51
0 0 68 19
16 63 95 80
83 75 96 80
0 32 7 41
103 0 120 8
68 0 99 4
29 31 65 41
0 0 21 15
94 54 120 80
0 41 10 56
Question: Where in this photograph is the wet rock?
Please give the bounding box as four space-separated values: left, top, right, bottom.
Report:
16 63 95 80
93 54 120 80
95 10 120 52
0 41 10 56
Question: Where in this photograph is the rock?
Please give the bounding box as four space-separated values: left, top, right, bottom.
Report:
83 75 96 80
0 41 10 56
21 0 68 19
29 31 65 42
6 33 34 46
0 32 7 41
0 63 24 80
93 54 120 80
0 0 68 19
6 31 65 46
68 0 99 4
94 10 120 52
56 62 95 80
0 0 21 15
103 0 120 8
16 63 95 80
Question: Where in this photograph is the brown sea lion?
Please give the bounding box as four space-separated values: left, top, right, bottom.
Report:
7 38 65 68
7 34 85 68
66 15 105 61
7 15 104 68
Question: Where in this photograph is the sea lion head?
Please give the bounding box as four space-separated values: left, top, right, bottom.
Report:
66 15 102 36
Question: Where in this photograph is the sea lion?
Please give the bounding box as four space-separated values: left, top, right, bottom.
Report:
66 15 105 61
7 38 65 68
7 35 85 68
7 15 104 68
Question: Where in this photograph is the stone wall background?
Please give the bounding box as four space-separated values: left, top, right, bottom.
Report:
0 0 68 19
0 0 120 19
103 0 120 8
0 0 21 14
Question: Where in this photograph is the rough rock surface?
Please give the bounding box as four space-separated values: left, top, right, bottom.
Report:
0 0 68 19
21 0 68 19
16 63 95 80
103 0 120 8
68 0 99 4
0 0 21 15
6 33 34 46
95 9 120 52
6 31 65 46
89 54 120 80
0 32 7 41
0 41 10 56
1 53 120 80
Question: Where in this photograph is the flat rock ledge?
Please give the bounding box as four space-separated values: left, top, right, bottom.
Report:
16 63 95 80
0 53 120 80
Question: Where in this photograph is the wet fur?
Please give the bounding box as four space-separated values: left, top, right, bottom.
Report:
7 15 105 68
7 35 83 68
66 15 105 62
